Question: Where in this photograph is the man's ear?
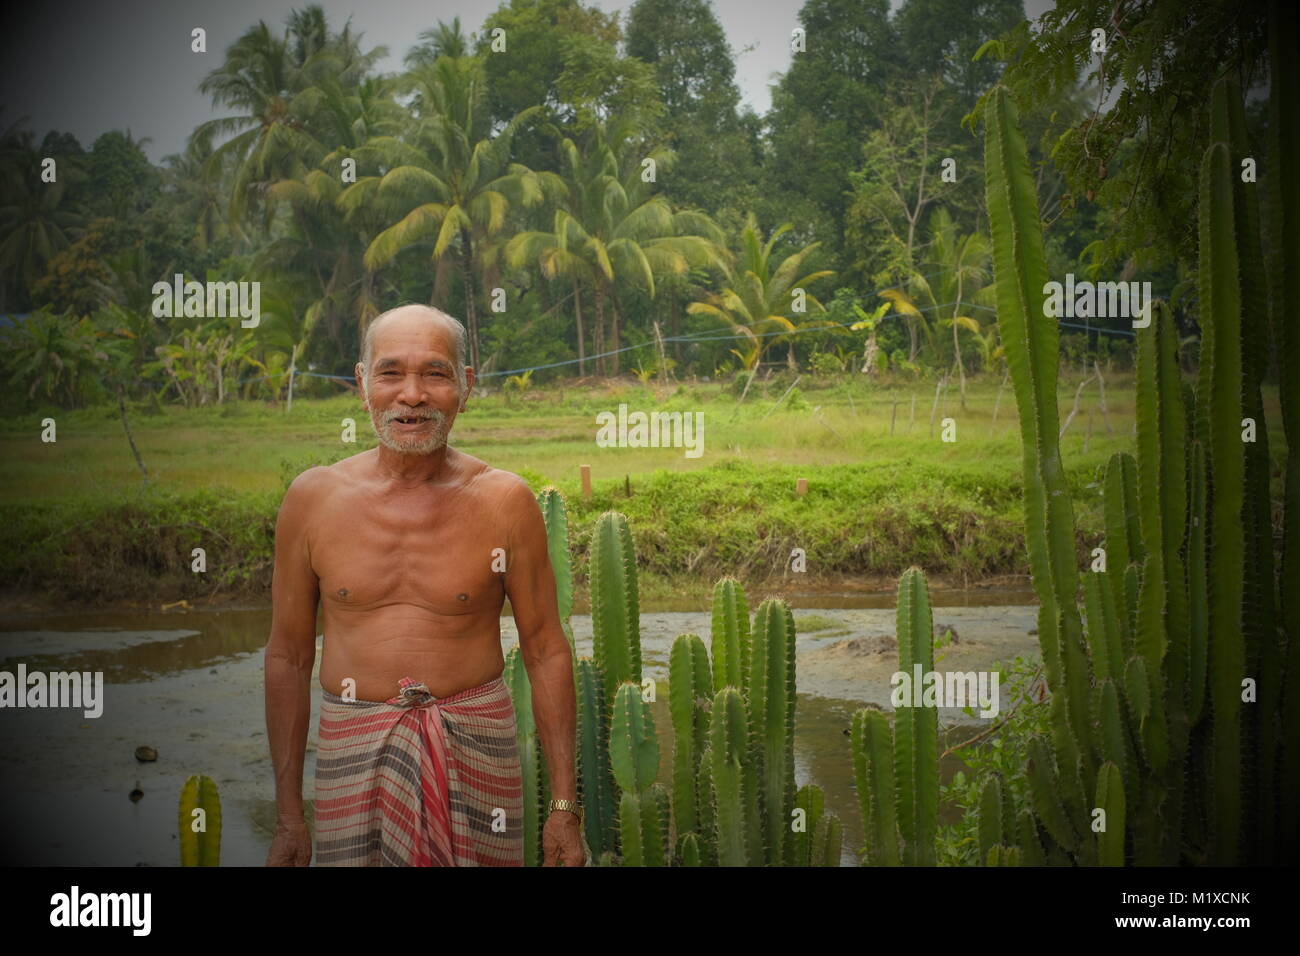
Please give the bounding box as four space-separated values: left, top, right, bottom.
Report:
355 364 367 408
460 367 475 411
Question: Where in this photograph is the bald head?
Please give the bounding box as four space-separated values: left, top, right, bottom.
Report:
359 305 468 397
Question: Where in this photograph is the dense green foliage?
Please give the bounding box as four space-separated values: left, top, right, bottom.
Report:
4 0 1096 413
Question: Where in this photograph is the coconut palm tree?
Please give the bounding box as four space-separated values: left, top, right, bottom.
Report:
159 132 233 252
351 54 551 370
2 308 104 407
193 10 381 231
405 17 471 69
0 122 85 310
880 208 990 409
687 215 835 372
509 119 726 376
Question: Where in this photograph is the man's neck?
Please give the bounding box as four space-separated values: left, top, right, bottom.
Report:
373 443 455 486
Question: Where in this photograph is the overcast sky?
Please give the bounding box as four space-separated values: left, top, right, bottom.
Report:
1 0 1054 164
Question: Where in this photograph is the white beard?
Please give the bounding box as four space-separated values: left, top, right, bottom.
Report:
368 406 451 455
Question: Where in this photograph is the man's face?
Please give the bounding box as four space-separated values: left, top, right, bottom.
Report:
357 319 468 456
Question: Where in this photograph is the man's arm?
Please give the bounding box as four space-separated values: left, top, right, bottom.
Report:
502 479 584 865
263 469 321 863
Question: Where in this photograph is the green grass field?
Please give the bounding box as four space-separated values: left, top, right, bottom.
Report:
0 370 1287 605
1 371 1143 498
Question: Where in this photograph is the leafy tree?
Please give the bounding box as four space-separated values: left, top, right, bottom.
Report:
0 120 86 310
894 0 1025 106
687 215 835 371
507 118 726 375
762 0 899 267
973 0 1271 269
845 75 973 340
476 0 624 170
350 55 550 369
193 7 383 230
86 130 158 220
625 0 762 218
879 208 991 407
1 308 104 407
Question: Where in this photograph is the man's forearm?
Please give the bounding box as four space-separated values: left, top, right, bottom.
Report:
265 649 313 820
527 635 578 802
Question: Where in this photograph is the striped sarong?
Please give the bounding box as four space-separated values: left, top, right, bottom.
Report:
313 675 524 866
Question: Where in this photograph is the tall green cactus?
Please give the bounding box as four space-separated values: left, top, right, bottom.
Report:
810 806 843 866
536 488 575 652
1267 0 1300 862
1187 440 1209 727
710 577 750 692
669 633 712 837
590 512 641 711
576 658 616 857
894 567 938 865
1200 137 1247 865
748 599 796 865
708 686 752 866
791 784 824 867
696 742 717 865
981 52 1300 866
503 646 544 866
977 776 1005 862
1102 452 1143 651
1095 762 1127 866
179 774 221 866
985 85 1093 792
609 682 666 866
850 707 900 866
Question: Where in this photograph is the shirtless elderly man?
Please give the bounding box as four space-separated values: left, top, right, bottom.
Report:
264 304 583 867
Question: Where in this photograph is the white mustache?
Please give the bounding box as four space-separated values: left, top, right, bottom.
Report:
382 409 443 424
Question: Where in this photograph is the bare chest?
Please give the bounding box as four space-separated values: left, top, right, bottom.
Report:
310 488 509 616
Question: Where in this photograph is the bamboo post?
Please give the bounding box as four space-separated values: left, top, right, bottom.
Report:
928 374 946 437
909 393 916 432
990 369 1009 436
1094 359 1114 435
762 375 803 419
580 464 592 499
890 401 899 435
796 478 808 497
1058 376 1089 440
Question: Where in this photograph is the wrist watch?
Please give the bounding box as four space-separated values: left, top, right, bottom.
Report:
548 798 583 825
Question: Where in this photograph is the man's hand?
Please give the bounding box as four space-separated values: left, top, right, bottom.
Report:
542 811 587 867
266 818 312 866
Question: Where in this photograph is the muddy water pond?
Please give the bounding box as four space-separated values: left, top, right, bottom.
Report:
0 595 1040 866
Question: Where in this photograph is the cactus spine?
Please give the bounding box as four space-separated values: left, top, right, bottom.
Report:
179 774 221 866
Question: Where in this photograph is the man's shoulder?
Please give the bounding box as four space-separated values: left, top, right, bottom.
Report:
282 450 370 503
457 451 533 504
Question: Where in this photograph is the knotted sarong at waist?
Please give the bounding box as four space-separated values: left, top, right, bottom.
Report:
313 675 524 866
